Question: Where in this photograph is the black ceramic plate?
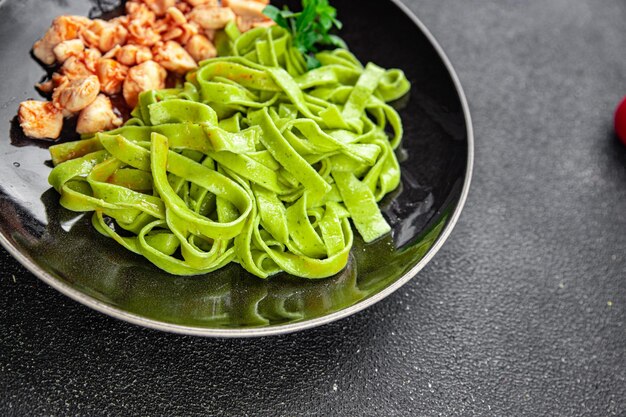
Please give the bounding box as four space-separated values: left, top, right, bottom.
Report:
0 0 472 336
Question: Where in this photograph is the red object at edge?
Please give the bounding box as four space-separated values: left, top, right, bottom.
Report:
615 96 626 145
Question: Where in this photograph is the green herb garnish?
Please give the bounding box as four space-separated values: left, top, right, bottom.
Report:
263 0 346 69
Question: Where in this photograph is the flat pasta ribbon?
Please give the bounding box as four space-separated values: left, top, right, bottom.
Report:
48 25 411 279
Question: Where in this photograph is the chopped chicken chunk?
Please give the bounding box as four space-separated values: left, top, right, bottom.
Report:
153 40 198 74
76 95 123 134
126 2 157 25
99 23 129 53
82 48 103 73
102 44 121 59
224 0 267 19
124 3 161 46
96 59 129 95
143 0 177 17
53 75 101 113
60 56 94 80
223 0 269 4
188 5 236 30
175 2 192 13
52 39 85 63
32 16 90 65
184 0 218 7
81 20 129 53
123 60 167 108
36 80 55 94
18 101 64 139
252 19 275 29
162 27 184 42
236 16 255 32
126 22 162 47
116 44 154 66
153 18 170 34
166 7 187 25
185 34 216 62
177 23 200 45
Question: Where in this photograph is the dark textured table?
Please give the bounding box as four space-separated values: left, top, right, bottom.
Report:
1 0 625 415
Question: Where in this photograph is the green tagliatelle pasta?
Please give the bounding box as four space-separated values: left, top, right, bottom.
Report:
47 24 411 279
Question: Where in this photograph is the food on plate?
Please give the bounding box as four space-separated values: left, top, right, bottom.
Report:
122 60 168 108
263 0 345 69
18 0 273 139
18 101 63 139
28 0 411 279
52 75 101 113
95 58 129 95
76 94 124 134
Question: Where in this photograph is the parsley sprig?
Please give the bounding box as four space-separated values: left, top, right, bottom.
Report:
263 0 346 69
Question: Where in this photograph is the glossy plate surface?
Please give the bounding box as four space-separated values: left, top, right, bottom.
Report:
0 0 472 337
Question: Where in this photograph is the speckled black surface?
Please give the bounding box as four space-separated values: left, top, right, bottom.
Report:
1 0 625 415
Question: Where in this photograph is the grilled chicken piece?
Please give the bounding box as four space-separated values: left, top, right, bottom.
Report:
153 40 197 74
123 60 167 108
188 5 236 30
81 19 129 53
76 94 123 134
224 0 267 19
53 75 101 113
115 44 154 66
143 0 177 17
183 0 219 7
59 49 101 80
166 7 187 25
96 59 129 95
185 34 216 62
52 39 85 63
18 101 64 139
32 16 90 65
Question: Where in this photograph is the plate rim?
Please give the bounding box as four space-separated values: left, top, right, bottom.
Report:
0 0 474 338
